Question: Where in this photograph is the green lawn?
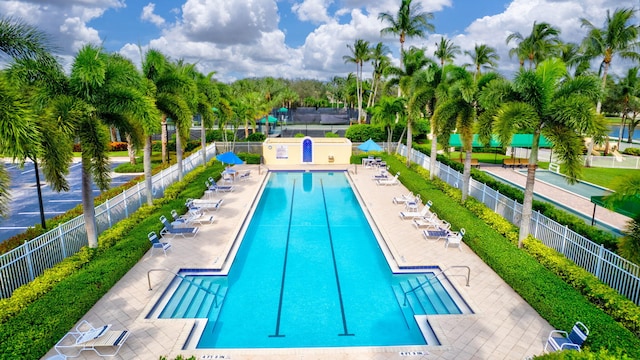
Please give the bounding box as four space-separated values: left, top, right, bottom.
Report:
579 167 640 189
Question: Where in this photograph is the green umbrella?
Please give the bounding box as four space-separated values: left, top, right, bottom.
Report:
259 115 278 124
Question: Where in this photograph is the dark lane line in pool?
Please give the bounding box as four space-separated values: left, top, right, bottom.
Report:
320 179 354 337
269 179 296 338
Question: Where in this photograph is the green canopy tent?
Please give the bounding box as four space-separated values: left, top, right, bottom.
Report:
447 134 502 162
448 134 552 148
590 195 640 226
259 115 278 124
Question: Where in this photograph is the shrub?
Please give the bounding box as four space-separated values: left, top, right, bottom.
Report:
622 147 640 156
206 129 235 142
238 152 261 164
344 124 385 142
246 132 266 142
324 132 339 138
294 133 306 138
108 142 128 151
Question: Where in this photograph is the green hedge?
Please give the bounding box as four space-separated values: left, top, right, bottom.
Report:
382 154 640 358
0 160 225 359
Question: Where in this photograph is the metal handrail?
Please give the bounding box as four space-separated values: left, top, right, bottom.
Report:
403 266 470 306
147 268 220 308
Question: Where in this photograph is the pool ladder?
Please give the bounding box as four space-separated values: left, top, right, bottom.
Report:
147 268 221 308
402 266 470 306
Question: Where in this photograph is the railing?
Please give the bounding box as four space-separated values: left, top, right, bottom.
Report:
147 268 219 308
403 266 471 306
397 144 640 305
0 144 217 299
583 155 640 169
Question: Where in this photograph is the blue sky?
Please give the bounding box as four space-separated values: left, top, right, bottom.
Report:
0 0 636 82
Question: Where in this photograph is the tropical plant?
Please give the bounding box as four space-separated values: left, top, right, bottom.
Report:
343 39 371 123
59 45 158 247
477 58 603 247
612 67 640 149
367 42 391 109
506 21 562 69
384 46 435 166
464 43 499 81
604 175 640 262
434 37 461 66
432 66 499 201
378 0 434 72
581 8 640 114
369 96 406 153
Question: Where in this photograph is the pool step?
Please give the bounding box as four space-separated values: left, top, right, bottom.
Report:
159 277 227 320
396 276 457 315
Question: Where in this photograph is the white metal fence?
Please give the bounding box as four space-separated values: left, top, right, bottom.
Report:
0 144 217 298
398 144 640 305
585 155 640 169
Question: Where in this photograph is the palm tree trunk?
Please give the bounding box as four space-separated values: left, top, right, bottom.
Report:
518 138 540 247
144 135 153 206
429 132 438 180
161 115 168 164
201 120 206 167
618 114 626 150
462 150 472 201
126 134 136 165
596 63 610 114
81 157 98 248
176 126 183 181
406 119 412 167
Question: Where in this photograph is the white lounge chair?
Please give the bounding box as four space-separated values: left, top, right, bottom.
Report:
422 221 452 241
159 215 199 238
399 201 432 219
54 320 130 358
376 172 399 186
206 180 234 193
188 198 224 212
238 170 251 181
444 228 465 250
412 212 439 229
392 192 414 204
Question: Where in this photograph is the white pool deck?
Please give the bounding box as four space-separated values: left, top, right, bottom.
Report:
43 164 553 360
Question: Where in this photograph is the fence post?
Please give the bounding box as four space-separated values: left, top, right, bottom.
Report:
24 240 35 282
561 225 568 254
533 211 540 238
137 183 142 207
59 223 67 258
123 190 129 218
494 190 499 212
105 198 112 228
595 244 604 279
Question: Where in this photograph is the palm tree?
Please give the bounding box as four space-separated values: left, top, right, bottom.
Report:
506 21 562 69
378 0 434 76
191 70 219 166
367 42 391 109
369 96 406 153
432 67 499 201
478 58 603 247
384 46 434 166
0 17 61 217
604 175 640 263
613 67 640 149
343 39 371 123
581 8 640 114
63 45 157 247
434 37 461 66
464 44 499 81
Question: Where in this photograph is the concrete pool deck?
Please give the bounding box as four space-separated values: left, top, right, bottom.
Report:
43 164 553 360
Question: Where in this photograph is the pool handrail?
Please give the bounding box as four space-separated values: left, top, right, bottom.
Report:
402 265 471 306
147 268 220 308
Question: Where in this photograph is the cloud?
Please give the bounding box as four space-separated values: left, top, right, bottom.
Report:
292 0 333 24
141 3 166 27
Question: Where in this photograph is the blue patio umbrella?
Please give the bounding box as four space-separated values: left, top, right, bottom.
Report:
216 151 244 165
358 138 382 152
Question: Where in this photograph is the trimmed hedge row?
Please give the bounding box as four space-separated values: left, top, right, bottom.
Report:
380 154 640 358
0 159 225 359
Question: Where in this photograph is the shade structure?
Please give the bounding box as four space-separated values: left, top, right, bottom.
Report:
216 151 244 165
448 134 552 148
590 195 640 219
277 107 288 112
358 138 382 152
259 115 278 124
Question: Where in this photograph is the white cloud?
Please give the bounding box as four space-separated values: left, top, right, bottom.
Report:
141 3 165 27
292 0 333 24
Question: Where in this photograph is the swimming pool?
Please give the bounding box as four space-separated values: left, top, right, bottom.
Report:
149 171 470 349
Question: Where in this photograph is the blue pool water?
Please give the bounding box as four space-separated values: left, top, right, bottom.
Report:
152 171 468 349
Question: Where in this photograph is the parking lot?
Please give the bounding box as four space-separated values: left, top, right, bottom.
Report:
0 160 139 243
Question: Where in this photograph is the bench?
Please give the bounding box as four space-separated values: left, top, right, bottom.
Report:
452 158 480 168
502 158 528 168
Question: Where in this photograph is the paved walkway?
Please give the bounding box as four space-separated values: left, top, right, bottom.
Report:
482 164 630 231
43 164 552 360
